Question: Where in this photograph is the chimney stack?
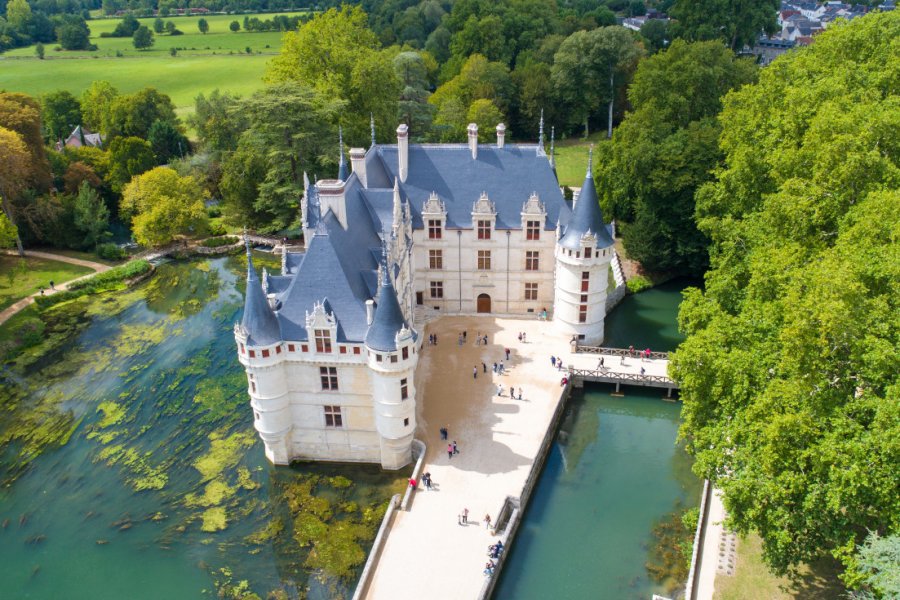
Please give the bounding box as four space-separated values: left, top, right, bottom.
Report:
366 299 375 325
467 123 478 159
496 123 506 148
350 147 367 188
397 124 409 182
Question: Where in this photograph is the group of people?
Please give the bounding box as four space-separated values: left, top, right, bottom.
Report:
483 540 504 576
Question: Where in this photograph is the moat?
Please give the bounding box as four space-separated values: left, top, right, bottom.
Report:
0 254 696 599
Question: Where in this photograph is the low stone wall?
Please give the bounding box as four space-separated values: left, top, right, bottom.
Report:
606 283 627 313
351 493 402 600
684 479 712 600
400 439 426 511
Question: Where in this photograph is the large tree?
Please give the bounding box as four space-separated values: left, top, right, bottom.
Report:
670 0 779 51
671 12 900 583
73 181 110 248
551 26 644 138
41 90 82 142
106 88 179 140
220 83 342 232
0 126 31 255
187 90 247 158
80 81 119 136
0 92 51 192
121 167 207 247
107 136 155 192
266 5 398 144
599 40 758 275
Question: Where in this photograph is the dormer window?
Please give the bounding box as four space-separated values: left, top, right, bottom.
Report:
315 329 332 353
428 219 442 239
477 220 491 240
526 220 540 240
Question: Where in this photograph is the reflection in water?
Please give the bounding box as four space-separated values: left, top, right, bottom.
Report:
495 282 701 600
0 254 406 599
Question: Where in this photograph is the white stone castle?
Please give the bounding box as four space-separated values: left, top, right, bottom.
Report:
235 120 616 469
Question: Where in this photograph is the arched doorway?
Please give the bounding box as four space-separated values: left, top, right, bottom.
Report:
477 293 491 313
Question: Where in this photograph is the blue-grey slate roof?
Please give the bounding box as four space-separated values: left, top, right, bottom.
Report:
365 275 411 352
376 144 571 230
559 169 614 250
242 254 282 346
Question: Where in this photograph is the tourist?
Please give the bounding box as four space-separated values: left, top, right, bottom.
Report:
640 366 646 376
629 345 635 357
517 332 522 342
523 332 527 342
557 356 563 370
39 287 44 296
551 356 556 367
448 443 454 459
458 334 463 346
482 362 487 373
518 388 523 400
452 441 459 455
499 360 504 373
484 560 496 576
462 508 469 524
482 334 488 345
620 355 625 365
492 362 498 373
49 280 55 290
463 331 467 342
473 366 477 379
645 348 651 359
440 426 448 440
408 477 417 490
497 384 503 397
423 472 432 490
598 357 605 369
484 513 492 530
505 348 510 360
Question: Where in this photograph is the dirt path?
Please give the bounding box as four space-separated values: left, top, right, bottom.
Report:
0 250 111 326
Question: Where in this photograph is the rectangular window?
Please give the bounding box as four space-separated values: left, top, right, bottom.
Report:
525 251 539 271
390 355 398 363
301 344 308 352
275 346 282 354
402 347 409 360
400 377 408 400
376 354 383 362
320 366 338 390
239 343 245 354
584 246 591 258
340 346 347 354
579 305 588 323
428 219 442 239
314 329 332 353
404 417 410 427
477 220 491 240
525 282 538 301
581 271 590 293
248 350 255 358
353 347 361 355
580 294 588 303
261 349 270 358
477 250 491 270
526 220 540 240
324 405 343 428
430 281 444 299
250 381 256 393
288 344 295 352
429 249 443 270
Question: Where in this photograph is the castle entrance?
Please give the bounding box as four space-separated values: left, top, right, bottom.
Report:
477 293 491 313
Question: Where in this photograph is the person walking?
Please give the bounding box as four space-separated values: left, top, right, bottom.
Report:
462 508 469 524
492 362 498 373
505 348 510 361
551 356 556 367
484 514 492 530
482 362 487 373
463 331 467 342
499 360 504 373
473 366 477 379
497 384 503 397
49 280 55 290
482 335 487 345
452 441 459 455
440 426 448 440
640 366 646 376
448 443 454 459
518 388 523 400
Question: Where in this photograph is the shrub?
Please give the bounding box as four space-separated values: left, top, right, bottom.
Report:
626 275 652 294
96 242 127 261
200 236 238 248
207 221 227 236
14 317 45 348
207 205 222 218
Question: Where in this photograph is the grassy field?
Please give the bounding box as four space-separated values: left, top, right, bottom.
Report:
0 255 94 311
552 132 608 188
713 534 845 600
0 12 305 115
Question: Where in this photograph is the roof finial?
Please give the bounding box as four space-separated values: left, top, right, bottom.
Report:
370 113 376 148
550 126 556 169
337 124 348 181
587 144 594 177
537 109 545 156
380 239 390 286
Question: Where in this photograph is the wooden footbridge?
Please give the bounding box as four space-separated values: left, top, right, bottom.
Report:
565 345 680 397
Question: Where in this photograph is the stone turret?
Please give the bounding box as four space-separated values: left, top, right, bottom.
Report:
553 147 614 344
365 253 418 469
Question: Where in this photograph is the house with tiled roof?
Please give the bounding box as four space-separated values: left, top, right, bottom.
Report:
235 120 619 469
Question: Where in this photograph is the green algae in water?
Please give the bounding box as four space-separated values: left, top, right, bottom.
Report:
0 255 408 599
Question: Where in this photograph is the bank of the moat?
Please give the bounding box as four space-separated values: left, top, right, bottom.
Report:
0 254 407 600
495 280 701 600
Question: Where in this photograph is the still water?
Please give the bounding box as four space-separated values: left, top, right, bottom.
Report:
0 255 406 599
495 280 701 599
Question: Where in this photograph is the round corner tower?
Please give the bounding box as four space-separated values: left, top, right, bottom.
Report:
553 149 615 345
365 268 418 470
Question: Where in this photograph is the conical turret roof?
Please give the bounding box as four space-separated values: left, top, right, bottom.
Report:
365 264 411 352
241 240 282 346
559 148 614 250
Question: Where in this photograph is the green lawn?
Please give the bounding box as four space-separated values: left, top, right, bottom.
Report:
0 54 271 116
552 132 609 188
0 12 307 115
0 255 94 311
713 534 845 600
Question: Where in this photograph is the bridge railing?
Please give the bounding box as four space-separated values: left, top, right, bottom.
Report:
568 367 677 386
574 345 670 360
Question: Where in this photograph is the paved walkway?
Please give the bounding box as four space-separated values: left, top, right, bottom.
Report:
0 250 110 325
363 316 577 600
695 487 727 599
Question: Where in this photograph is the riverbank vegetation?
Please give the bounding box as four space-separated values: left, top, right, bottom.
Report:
672 12 899 595
0 254 93 310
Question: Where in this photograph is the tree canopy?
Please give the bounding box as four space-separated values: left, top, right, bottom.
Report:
599 40 757 276
670 0 779 51
121 167 207 247
671 12 900 581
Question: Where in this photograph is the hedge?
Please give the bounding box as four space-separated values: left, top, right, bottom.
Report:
34 260 152 309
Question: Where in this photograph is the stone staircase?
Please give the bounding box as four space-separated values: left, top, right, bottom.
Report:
610 249 626 288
